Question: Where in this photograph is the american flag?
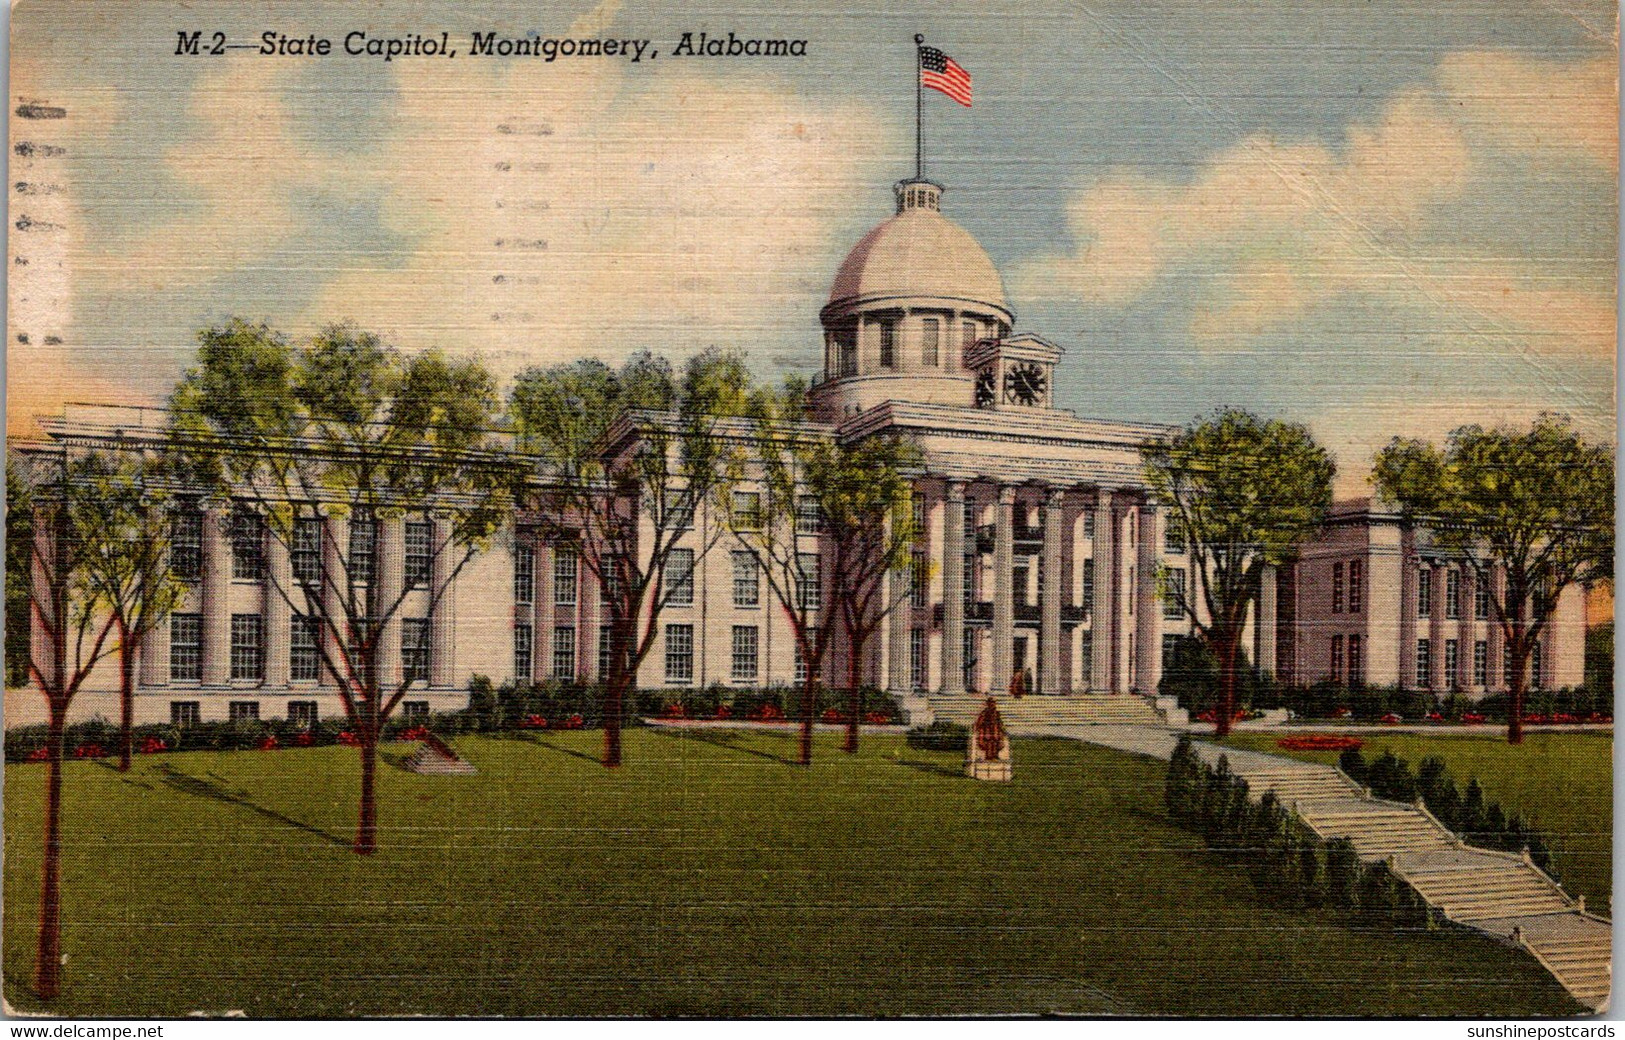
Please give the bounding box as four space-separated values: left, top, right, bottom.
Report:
919 46 971 107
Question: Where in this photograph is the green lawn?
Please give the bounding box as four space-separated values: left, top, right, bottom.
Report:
4 730 1582 1017
1218 731 1613 912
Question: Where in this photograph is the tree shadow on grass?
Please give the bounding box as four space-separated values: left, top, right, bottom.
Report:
152 762 349 848
509 731 604 766
653 726 803 766
893 756 963 779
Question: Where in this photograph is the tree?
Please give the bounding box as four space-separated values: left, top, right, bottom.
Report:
801 431 924 753
168 319 526 852
6 454 35 687
69 452 187 771
14 447 127 999
1372 414 1613 744
508 349 751 768
1143 408 1335 738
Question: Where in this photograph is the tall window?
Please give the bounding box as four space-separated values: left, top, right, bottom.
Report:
1331 562 1344 613
1163 568 1186 619
961 320 977 354
1013 563 1030 608
1347 634 1363 686
554 548 578 606
230 510 265 581
1082 559 1095 610
732 551 759 608
836 326 857 377
552 625 576 680
1415 638 1431 688
1475 576 1490 620
878 320 896 368
731 625 758 681
665 624 694 683
1077 633 1091 685
598 626 613 678
663 489 694 531
291 615 321 682
402 618 430 682
964 628 980 687
1530 641 1543 689
921 317 940 367
1473 640 1488 686
1162 633 1181 668
350 514 376 585
170 701 201 726
513 623 533 679
288 701 319 727
910 628 926 689
229 701 260 722
230 614 264 681
405 521 432 588
1348 560 1363 614
292 517 323 586
1444 639 1459 689
798 552 821 610
796 495 823 534
731 491 761 531
171 508 203 581
1445 569 1460 619
170 613 201 681
513 544 535 605
1417 568 1432 618
1330 634 1344 682
910 551 928 609
1164 521 1186 554
668 548 695 606
1504 644 1515 686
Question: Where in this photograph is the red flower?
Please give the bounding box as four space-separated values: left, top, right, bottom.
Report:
292 731 315 747
26 746 49 762
1461 713 1485 725
563 713 584 730
661 703 689 719
337 730 361 746
1196 710 1216 722
74 742 107 759
821 708 845 724
864 711 891 725
1586 712 1612 724
1332 707 1352 719
518 714 548 730
748 704 785 722
1380 712 1402 725
1426 712 1445 723
258 735 280 751
1553 712 1578 724
140 737 168 754
1522 713 1548 725
397 725 432 742
1277 735 1362 751
713 705 732 720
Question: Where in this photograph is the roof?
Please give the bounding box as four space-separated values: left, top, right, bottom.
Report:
826 206 1008 316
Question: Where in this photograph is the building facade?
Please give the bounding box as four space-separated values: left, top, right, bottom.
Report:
9 177 1586 727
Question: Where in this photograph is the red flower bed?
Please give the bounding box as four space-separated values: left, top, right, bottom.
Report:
821 708 846 724
518 714 548 729
258 735 280 751
1587 712 1612 724
1522 713 1549 725
748 704 785 722
26 746 49 762
1379 712 1402 725
660 703 689 720
337 730 361 746
1461 713 1485 725
396 725 433 742
712 705 732 720
74 742 107 759
291 731 315 747
560 714 584 730
863 711 892 725
1276 735 1363 752
1331 707 1352 719
1425 711 1445 723
140 737 168 754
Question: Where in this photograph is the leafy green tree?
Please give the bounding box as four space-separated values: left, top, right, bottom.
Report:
169 319 525 853
6 454 35 687
508 349 751 768
1143 408 1335 738
1372 414 1613 744
13 447 130 999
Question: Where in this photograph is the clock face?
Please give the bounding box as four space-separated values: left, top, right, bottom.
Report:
1004 362 1047 406
974 368 996 408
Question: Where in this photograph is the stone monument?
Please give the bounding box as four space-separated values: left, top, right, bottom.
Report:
966 697 1011 781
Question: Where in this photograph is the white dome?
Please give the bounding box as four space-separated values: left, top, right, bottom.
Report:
827 183 1008 317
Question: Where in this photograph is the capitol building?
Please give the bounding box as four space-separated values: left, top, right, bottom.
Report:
14 176 1585 727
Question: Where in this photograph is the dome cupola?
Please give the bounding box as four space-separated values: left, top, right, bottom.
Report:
811 178 1013 421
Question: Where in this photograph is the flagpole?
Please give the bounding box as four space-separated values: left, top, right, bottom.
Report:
914 34 924 180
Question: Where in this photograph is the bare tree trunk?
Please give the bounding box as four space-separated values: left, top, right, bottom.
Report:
117 621 135 772
799 664 820 766
842 636 863 754
354 732 379 855
1507 621 1527 746
1214 630 1238 739
35 703 66 999
602 670 625 768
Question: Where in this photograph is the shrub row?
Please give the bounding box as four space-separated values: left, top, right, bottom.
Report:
1337 747 1557 877
905 720 968 753
3 713 467 763
1165 736 1437 926
634 683 902 724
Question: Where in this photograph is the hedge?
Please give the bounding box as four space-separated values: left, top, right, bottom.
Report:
1164 736 1437 927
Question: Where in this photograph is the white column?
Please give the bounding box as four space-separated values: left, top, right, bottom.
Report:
940 482 966 695
1090 489 1114 693
263 526 291 688
201 504 231 687
1456 567 1476 690
991 485 1015 693
1257 563 1277 681
1429 562 1447 693
376 514 404 690
1399 549 1418 687
321 510 348 688
1114 505 1133 692
887 505 911 693
1135 504 1163 694
430 514 456 688
1040 487 1064 694
139 504 170 687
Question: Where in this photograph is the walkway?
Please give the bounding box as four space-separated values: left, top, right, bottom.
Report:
1054 723 1611 1012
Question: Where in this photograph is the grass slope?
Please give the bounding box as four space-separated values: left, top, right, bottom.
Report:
4 730 1580 1017
1219 731 1612 912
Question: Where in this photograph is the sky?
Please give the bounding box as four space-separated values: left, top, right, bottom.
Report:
7 0 1617 494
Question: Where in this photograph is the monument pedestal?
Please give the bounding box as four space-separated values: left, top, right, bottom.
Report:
965 697 1012 782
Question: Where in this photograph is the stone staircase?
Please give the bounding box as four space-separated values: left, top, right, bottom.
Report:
402 735 477 775
930 694 1165 729
1185 743 1610 1011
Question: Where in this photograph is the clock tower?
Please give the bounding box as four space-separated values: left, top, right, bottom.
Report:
965 333 1063 411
